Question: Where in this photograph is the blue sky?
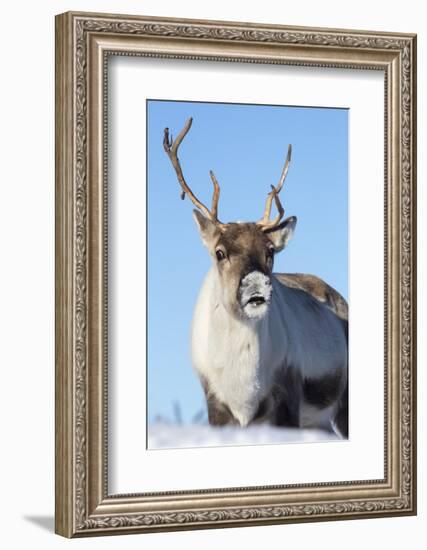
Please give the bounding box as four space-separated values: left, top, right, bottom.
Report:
147 99 348 425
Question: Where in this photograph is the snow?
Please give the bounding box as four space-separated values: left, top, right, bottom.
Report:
148 423 339 450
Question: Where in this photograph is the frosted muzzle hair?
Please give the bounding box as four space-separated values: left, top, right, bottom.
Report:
238 271 273 320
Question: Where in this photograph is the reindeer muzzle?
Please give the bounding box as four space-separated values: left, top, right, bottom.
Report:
239 271 272 319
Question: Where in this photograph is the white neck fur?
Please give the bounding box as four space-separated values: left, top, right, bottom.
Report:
191 268 287 426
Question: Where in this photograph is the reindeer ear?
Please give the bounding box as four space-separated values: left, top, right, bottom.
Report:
192 210 220 248
266 216 297 252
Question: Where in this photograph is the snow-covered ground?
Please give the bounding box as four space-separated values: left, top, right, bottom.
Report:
148 423 339 450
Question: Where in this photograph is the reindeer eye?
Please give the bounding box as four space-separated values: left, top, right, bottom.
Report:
216 249 226 261
267 245 275 258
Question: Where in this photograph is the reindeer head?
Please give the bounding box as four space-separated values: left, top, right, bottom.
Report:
163 118 297 321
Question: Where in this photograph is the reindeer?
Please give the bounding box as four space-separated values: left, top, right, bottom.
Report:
163 118 348 438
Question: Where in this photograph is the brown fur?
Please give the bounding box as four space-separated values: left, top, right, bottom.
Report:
275 273 348 321
215 223 274 275
210 222 275 318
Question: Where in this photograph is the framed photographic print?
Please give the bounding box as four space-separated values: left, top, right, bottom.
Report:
55 11 417 537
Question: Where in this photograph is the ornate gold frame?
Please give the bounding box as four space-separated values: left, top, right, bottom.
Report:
55 11 417 537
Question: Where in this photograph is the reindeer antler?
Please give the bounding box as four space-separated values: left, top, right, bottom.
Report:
163 117 225 227
256 144 292 231
164 118 291 231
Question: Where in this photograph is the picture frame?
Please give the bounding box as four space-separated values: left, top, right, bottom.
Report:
55 11 417 537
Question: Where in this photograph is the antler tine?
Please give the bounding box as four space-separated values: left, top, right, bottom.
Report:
258 186 285 230
209 170 220 219
257 144 292 230
276 144 292 194
163 118 212 220
164 118 225 226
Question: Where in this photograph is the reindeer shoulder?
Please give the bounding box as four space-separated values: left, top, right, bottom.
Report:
274 273 348 322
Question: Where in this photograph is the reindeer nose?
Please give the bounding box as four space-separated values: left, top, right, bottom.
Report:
240 271 272 295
